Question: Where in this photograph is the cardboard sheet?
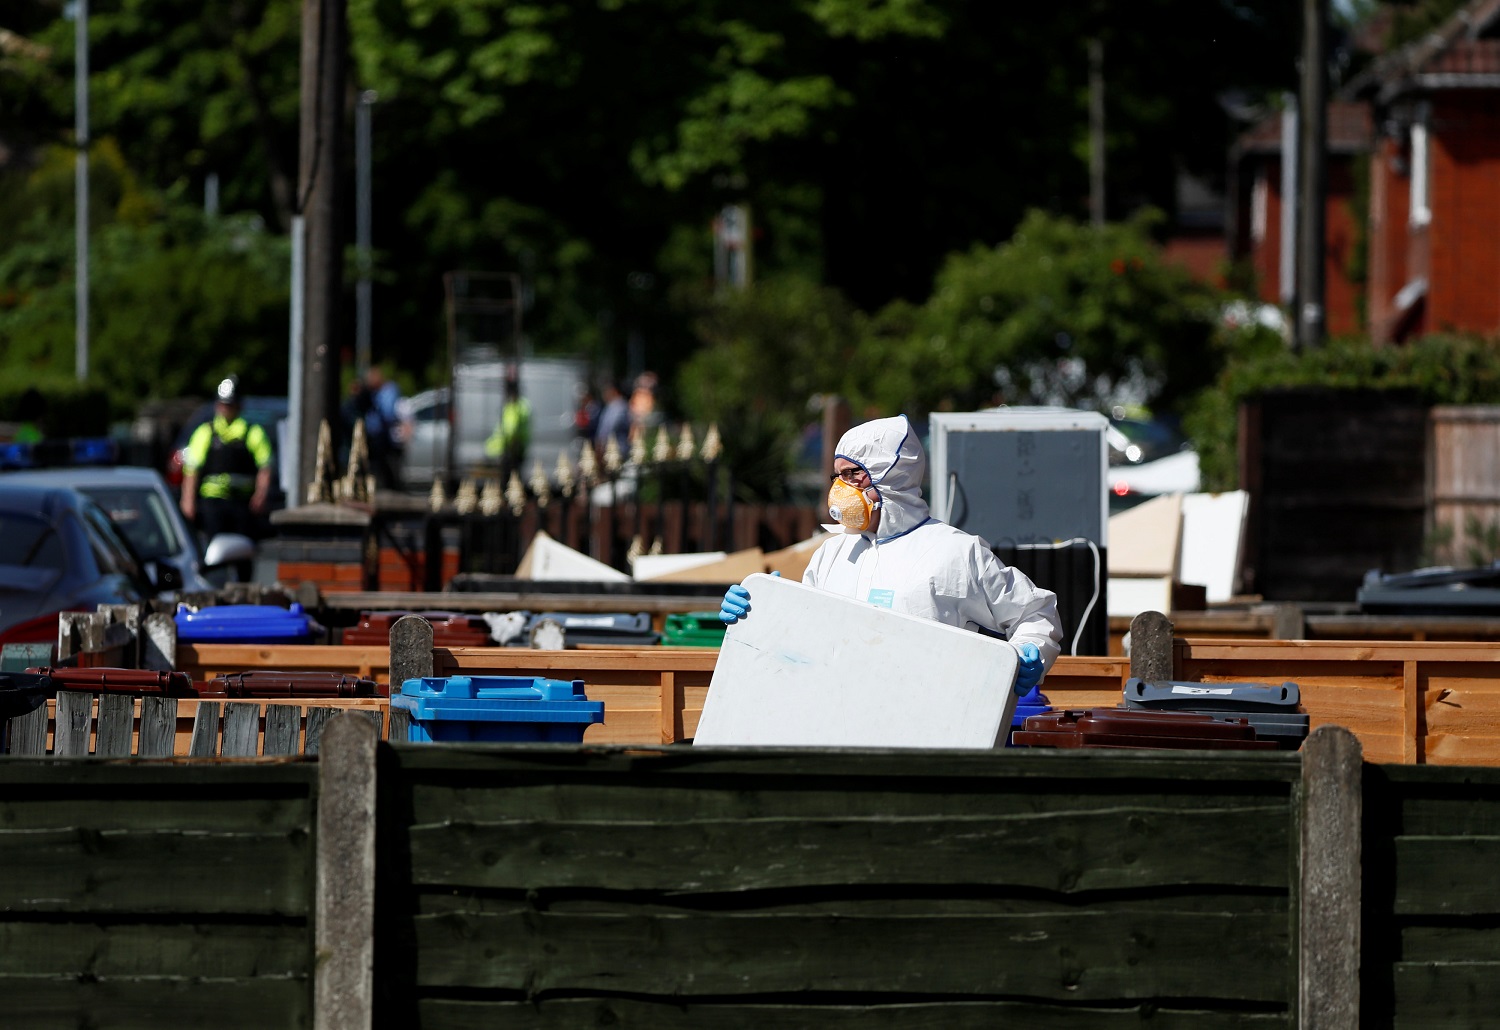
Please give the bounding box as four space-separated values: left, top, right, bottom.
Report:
635 548 765 584
763 533 832 581
693 574 1020 748
515 531 630 582
1107 492 1183 577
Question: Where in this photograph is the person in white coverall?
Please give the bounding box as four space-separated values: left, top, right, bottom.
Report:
720 414 1063 693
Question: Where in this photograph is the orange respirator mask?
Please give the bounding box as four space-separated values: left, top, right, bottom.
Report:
828 478 881 532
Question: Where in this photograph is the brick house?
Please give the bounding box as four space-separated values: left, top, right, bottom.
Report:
1351 0 1500 343
1229 102 1372 338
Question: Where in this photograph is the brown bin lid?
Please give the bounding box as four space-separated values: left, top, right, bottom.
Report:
1016 708 1276 751
208 670 382 698
30 666 196 696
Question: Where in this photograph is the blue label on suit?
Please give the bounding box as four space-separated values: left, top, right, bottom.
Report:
867 588 895 609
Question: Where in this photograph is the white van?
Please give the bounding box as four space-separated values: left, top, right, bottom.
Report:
398 356 588 489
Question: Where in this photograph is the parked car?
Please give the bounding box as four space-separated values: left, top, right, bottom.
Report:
0 466 255 594
1105 415 1201 512
0 482 182 646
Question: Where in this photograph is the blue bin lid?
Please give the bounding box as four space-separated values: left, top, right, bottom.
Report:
391 675 605 725
174 602 315 642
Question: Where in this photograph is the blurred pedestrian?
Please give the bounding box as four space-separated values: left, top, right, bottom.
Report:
628 371 660 443
353 366 404 488
180 375 274 550
594 380 631 459
13 388 44 444
485 375 531 483
575 385 601 444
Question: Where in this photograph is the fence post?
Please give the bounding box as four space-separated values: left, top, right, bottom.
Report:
142 612 177 672
1299 724 1362 1030
1128 610 1175 683
315 712 378 1030
389 615 434 695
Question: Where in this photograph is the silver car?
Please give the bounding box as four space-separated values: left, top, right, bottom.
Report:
0 466 254 592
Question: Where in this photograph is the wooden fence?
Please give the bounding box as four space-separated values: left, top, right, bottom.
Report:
1430 405 1500 565
19 718 1500 1029
1362 763 1500 1027
0 725 1369 1029
22 609 1500 763
372 740 1336 1029
0 757 320 1028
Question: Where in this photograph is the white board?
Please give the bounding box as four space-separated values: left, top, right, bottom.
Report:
1179 491 1248 602
693 574 1020 749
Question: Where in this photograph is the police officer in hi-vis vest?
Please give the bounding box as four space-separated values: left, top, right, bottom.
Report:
180 375 274 541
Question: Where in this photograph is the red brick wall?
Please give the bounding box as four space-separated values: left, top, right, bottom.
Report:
1244 155 1362 336
1428 90 1500 335
1161 232 1226 286
1324 160 1363 338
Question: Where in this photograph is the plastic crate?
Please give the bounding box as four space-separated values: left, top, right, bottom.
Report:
390 675 604 743
661 612 727 648
174 603 318 644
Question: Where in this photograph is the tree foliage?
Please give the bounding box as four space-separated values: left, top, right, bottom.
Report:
1184 334 1500 492
0 142 290 413
678 210 1233 493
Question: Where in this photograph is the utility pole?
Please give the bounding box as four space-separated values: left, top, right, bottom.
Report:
294 0 348 501
354 90 376 378
1088 37 1105 228
74 0 89 381
1297 0 1328 350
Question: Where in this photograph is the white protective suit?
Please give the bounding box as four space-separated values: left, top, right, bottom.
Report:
801 415 1064 672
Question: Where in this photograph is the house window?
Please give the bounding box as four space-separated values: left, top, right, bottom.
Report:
1410 111 1431 227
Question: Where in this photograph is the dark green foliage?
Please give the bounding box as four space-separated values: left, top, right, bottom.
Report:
0 144 291 410
2 0 1302 419
1184 335 1500 491
678 211 1231 494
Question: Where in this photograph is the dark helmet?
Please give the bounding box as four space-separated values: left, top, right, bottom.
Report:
216 374 241 405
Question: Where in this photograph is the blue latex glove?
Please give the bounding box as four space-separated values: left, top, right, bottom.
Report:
1015 641 1044 693
720 583 751 624
719 572 779 625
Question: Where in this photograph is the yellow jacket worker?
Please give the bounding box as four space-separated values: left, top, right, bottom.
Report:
484 376 531 480
180 375 274 540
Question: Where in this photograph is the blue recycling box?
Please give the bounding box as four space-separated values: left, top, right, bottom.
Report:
174 602 318 644
391 675 605 743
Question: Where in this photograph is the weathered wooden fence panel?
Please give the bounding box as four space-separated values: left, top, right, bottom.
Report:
0 762 317 1029
1429 405 1500 566
1362 763 1500 1030
373 746 1302 1029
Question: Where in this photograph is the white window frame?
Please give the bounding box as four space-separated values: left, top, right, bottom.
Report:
1251 168 1268 244
1410 109 1432 227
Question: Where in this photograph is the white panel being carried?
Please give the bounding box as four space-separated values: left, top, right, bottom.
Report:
694 574 1020 749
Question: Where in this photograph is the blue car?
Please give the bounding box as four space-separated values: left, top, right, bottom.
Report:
0 483 172 647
